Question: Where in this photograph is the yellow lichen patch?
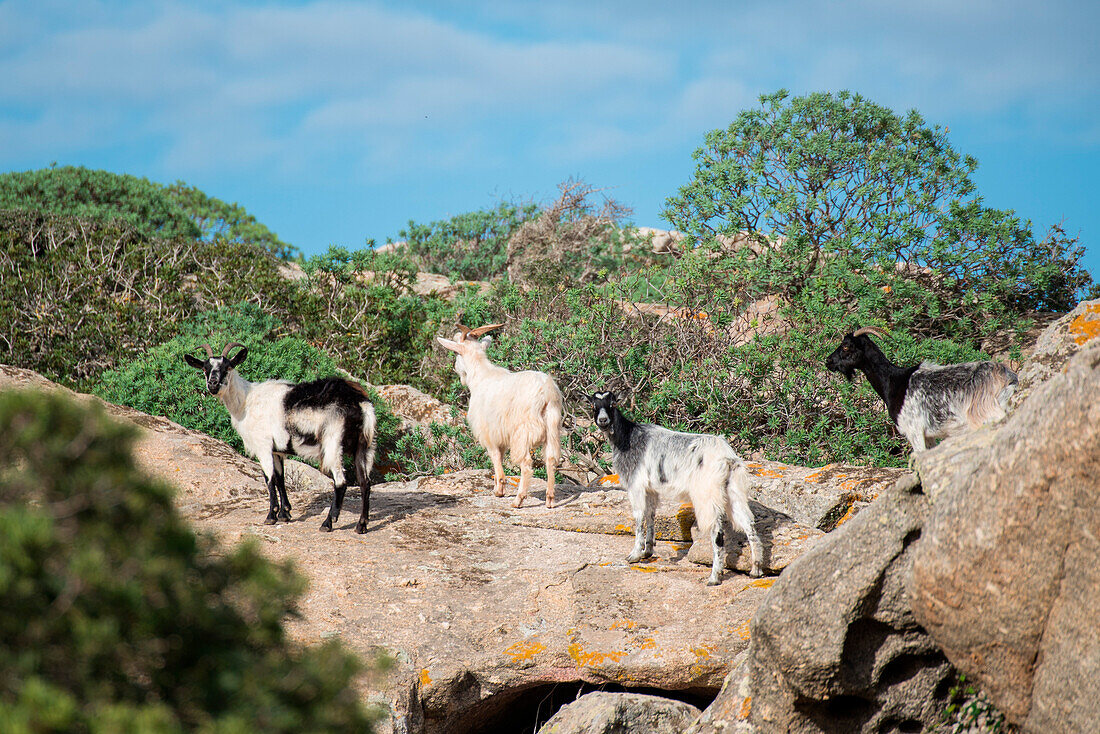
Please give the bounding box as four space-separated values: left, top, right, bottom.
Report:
735 619 752 640
419 669 432 688
505 639 546 663
505 475 520 486
638 637 657 650
691 645 714 659
738 695 752 720
746 578 776 589
1070 304 1100 345
613 523 632 535
748 465 786 479
833 502 858 528
631 564 661 573
840 478 862 492
598 474 621 485
610 619 637 631
568 642 626 667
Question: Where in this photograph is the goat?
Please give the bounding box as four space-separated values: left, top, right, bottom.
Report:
437 323 563 508
184 342 377 532
825 326 1018 452
587 391 764 585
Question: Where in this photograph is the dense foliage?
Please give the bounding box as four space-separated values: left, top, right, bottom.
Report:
0 390 380 732
395 200 539 280
94 304 403 464
0 166 200 240
0 210 298 386
0 166 297 259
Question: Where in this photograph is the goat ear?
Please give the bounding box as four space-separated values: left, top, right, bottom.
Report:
437 337 462 353
227 346 248 367
184 353 206 369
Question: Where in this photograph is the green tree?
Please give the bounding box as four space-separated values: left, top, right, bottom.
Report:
0 390 381 732
663 90 1092 333
0 166 200 240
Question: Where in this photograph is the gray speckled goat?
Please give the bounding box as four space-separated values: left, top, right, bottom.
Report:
825 327 1017 453
587 391 764 585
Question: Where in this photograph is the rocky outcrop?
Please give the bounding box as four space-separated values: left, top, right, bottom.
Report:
537 692 701 734
1009 298 1100 408
911 342 1100 731
739 474 953 733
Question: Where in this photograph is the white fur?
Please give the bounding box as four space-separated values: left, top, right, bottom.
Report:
437 333 563 508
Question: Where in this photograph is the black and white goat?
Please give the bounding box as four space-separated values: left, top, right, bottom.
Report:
825 327 1018 453
185 343 377 532
587 391 764 585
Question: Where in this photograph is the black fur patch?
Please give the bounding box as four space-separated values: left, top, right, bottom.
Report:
284 378 370 455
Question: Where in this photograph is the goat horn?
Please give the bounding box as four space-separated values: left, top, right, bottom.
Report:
456 324 473 337
221 342 246 357
198 343 214 358
853 326 890 339
468 322 505 337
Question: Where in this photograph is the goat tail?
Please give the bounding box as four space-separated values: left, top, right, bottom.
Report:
967 363 1018 427
724 458 764 577
543 394 563 466
355 401 377 486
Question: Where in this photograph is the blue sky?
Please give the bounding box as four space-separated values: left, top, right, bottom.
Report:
2 0 1098 278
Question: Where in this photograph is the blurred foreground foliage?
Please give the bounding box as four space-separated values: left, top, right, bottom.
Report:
0 390 383 732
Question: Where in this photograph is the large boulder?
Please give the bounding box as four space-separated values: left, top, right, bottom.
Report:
537 692 701 734
910 342 1100 731
741 474 955 733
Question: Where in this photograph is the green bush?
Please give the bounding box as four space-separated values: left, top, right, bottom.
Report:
0 165 200 240
0 210 302 387
0 389 382 732
94 304 402 469
396 200 539 280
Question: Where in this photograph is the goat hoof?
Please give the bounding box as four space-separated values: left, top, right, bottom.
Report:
706 577 721 586
512 498 524 508
264 515 278 525
277 512 291 522
319 522 333 533
355 521 368 534
545 499 554 509
494 488 505 497
626 552 644 563
749 567 764 578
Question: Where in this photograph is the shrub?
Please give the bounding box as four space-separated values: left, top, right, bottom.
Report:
0 389 382 732
94 303 402 469
396 200 539 280
0 210 301 387
0 165 201 240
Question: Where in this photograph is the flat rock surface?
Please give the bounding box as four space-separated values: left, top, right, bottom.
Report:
0 365 775 734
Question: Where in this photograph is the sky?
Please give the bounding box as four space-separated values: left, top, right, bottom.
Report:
1 0 1098 277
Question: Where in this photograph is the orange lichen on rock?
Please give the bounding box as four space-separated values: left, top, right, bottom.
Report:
746 578 776 589
597 474 621 485
739 695 752 720
735 619 752 640
505 639 546 663
419 668 432 688
610 619 638 631
1069 304 1100 345
568 641 626 667
748 465 786 479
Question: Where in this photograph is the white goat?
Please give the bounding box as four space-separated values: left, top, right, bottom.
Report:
437 324 563 508
185 342 377 532
588 391 765 585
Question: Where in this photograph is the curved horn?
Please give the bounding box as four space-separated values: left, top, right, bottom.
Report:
853 326 890 340
456 324 473 337
221 342 246 358
468 322 505 337
199 343 214 358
